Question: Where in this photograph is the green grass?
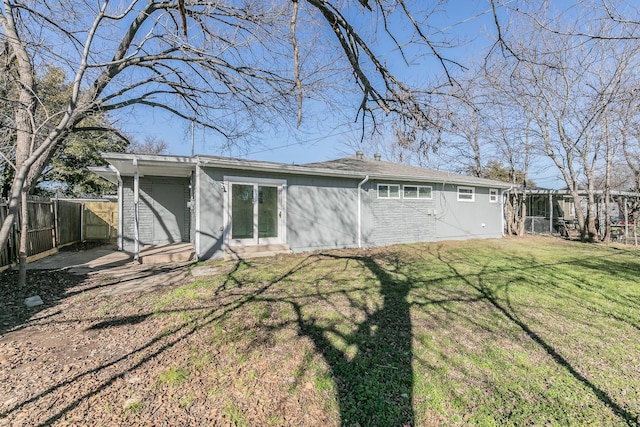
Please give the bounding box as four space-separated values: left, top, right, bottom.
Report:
157 367 190 386
150 237 640 426
224 402 248 427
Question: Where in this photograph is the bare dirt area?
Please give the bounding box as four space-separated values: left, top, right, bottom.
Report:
0 264 205 426
0 258 330 427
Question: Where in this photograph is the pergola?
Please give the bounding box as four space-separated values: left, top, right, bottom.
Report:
507 187 640 239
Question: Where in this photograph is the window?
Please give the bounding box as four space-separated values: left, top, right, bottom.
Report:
457 186 475 202
378 184 400 199
489 189 499 203
403 185 432 199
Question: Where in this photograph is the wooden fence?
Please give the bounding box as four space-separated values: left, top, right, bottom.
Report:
0 199 17 269
56 199 83 246
82 200 118 242
0 197 117 270
25 196 56 258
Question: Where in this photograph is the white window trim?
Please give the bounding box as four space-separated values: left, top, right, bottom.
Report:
489 188 499 203
378 184 400 199
403 185 433 200
457 186 475 202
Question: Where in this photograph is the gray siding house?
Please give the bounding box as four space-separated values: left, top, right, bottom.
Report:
92 152 511 260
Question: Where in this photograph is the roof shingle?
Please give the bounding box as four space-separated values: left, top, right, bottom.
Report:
302 156 511 188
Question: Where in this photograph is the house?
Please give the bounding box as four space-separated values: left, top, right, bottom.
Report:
90 151 511 260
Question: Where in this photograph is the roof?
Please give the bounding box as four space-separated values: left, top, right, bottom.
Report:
301 156 511 188
93 152 512 188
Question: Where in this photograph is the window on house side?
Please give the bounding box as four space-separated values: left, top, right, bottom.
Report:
489 189 499 203
378 184 400 199
404 185 432 199
419 186 432 199
404 186 418 198
457 186 475 202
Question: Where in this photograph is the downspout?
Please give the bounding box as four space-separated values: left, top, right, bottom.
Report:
357 175 369 248
133 157 140 262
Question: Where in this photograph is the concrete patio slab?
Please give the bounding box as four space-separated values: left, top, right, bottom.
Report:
26 245 131 271
24 244 197 296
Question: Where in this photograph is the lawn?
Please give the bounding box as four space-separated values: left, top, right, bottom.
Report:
150 237 640 426
2 236 639 426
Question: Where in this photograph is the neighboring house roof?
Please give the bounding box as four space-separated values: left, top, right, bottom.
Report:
91 152 512 188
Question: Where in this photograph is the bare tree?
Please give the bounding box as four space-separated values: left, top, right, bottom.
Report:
127 135 168 155
618 86 640 244
486 5 640 241
0 0 466 262
438 81 490 177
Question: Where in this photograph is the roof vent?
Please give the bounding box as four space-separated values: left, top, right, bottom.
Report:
355 151 364 160
374 153 381 161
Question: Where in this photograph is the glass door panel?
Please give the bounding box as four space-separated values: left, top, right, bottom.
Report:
231 184 254 239
258 186 278 239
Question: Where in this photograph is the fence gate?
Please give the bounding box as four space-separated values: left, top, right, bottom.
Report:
83 201 118 242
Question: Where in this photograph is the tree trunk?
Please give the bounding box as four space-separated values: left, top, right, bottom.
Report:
517 193 527 236
603 194 611 243
17 191 27 287
585 192 598 242
568 190 586 240
505 193 519 235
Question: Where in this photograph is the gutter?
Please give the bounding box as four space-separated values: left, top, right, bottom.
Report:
357 175 369 248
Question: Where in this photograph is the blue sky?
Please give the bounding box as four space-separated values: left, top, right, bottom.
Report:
114 1 566 188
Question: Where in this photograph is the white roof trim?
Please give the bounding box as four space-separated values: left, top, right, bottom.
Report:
97 153 511 188
88 165 119 184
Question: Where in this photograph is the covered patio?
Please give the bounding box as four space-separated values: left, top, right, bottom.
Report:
516 188 640 241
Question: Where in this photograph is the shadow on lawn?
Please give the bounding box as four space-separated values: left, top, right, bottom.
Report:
3 243 638 426
2 251 417 426
297 252 415 426
0 269 87 336
0 256 313 425
428 245 639 426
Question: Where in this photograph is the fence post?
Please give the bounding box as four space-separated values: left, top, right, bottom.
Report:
80 202 85 242
54 197 59 247
50 199 56 250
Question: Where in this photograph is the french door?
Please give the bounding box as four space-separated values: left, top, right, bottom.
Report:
228 180 284 246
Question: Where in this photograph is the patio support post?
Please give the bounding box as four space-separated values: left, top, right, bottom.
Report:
357 175 369 248
116 169 123 251
624 197 629 241
195 162 201 260
133 157 140 262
